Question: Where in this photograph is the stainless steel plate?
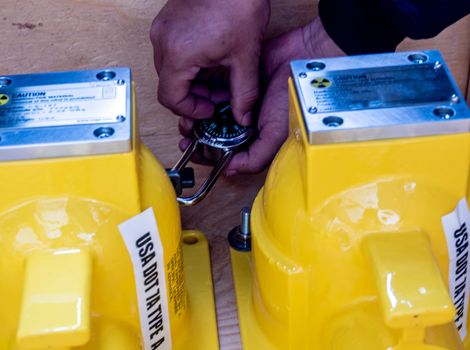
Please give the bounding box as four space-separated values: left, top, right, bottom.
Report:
0 68 132 160
291 51 470 144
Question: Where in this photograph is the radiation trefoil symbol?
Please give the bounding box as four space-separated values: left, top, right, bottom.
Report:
311 78 332 89
0 94 9 106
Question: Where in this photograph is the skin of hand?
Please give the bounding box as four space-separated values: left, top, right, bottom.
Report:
150 0 270 127
224 17 346 176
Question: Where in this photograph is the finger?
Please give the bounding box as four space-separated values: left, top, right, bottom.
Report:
195 66 229 87
152 45 164 74
190 83 211 99
158 64 214 119
230 55 260 126
150 21 164 73
225 119 286 175
178 117 194 137
225 72 289 175
179 137 193 151
211 89 231 104
189 83 230 105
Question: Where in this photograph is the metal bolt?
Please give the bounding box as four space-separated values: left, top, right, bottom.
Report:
308 107 318 114
299 72 307 79
228 207 251 252
117 79 125 86
450 94 460 104
434 61 442 70
116 115 126 122
240 207 250 235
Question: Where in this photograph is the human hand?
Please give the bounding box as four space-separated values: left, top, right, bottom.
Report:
225 17 345 176
150 0 270 126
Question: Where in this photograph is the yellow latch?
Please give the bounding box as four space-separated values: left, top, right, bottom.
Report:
364 232 455 350
365 232 454 329
17 248 92 349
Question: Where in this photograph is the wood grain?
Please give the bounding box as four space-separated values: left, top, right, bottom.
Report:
1 1 469 349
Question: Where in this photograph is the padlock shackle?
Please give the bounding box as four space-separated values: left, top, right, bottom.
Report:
171 138 199 173
172 139 233 206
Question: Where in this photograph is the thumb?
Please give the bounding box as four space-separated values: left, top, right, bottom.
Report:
230 55 260 126
225 69 290 175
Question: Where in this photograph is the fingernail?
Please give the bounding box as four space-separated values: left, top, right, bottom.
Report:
240 112 251 126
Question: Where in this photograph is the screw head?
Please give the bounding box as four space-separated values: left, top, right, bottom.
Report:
0 78 12 87
117 79 125 86
306 61 326 71
299 72 307 79
450 94 460 104
308 107 318 114
408 53 428 64
93 127 115 139
96 70 116 81
323 116 344 127
433 106 455 120
434 61 442 70
116 115 126 122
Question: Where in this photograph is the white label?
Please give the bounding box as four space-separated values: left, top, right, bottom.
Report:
442 198 470 340
119 208 172 350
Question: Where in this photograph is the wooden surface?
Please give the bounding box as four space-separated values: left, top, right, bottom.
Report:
1 1 469 349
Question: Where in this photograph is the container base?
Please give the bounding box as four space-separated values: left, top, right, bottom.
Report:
179 230 219 350
230 248 273 350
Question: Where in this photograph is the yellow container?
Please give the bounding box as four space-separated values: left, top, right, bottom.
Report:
0 68 218 349
232 51 470 350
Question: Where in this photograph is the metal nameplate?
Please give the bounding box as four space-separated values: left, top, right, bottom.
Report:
309 64 455 113
291 51 470 144
0 68 132 160
0 81 126 128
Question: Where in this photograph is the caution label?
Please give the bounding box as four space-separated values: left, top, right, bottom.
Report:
119 208 172 350
442 198 470 340
0 81 125 129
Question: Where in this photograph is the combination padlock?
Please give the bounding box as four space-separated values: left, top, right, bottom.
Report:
170 102 253 206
